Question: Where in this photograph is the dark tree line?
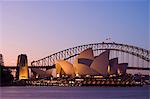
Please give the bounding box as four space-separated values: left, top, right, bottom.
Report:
0 65 14 86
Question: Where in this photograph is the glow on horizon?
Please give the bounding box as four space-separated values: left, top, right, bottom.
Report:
0 0 149 66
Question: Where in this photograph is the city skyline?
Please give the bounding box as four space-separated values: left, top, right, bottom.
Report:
0 0 149 66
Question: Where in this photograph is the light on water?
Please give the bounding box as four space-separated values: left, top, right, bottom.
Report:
1 86 149 99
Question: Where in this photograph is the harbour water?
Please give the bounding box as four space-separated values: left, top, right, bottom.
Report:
0 86 149 99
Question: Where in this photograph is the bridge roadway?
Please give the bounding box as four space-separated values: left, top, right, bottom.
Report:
5 66 150 70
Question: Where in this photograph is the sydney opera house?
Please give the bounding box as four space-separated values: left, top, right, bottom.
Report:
31 48 128 79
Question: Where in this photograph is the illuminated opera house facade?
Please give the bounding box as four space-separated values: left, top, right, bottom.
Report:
31 48 128 79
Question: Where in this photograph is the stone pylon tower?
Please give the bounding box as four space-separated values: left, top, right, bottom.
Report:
16 54 29 80
0 54 4 66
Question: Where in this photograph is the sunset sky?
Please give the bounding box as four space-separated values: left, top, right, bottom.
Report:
0 0 149 66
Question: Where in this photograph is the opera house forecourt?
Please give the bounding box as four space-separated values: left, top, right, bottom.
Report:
25 48 139 86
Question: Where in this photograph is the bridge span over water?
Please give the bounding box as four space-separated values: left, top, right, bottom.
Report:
5 42 150 75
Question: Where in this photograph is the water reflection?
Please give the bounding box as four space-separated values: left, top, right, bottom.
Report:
1 86 149 99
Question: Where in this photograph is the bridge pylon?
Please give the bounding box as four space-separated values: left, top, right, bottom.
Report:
16 54 29 80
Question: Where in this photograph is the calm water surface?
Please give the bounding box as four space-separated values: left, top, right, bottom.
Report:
0 86 149 99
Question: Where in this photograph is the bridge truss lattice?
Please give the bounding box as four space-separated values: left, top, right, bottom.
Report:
31 42 150 69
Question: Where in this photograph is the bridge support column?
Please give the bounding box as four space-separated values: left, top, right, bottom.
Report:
16 54 29 80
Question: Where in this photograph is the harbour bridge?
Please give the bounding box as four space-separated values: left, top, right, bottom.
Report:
5 42 150 75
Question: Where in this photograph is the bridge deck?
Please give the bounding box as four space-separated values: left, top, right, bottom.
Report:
4 66 150 70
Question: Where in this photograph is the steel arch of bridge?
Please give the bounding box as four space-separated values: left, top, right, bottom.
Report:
31 42 150 68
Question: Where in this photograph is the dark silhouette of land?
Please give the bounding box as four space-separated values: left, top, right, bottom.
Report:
0 65 14 86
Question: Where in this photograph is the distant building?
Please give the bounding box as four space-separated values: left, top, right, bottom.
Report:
0 54 4 66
